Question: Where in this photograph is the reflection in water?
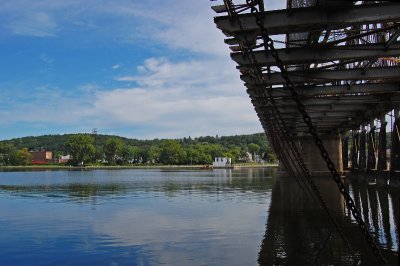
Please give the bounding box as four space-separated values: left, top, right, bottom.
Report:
0 168 397 265
0 168 275 202
350 178 399 253
0 168 275 265
259 175 399 265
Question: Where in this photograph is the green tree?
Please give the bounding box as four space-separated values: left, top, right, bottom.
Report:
66 134 95 166
147 146 160 164
120 145 141 164
0 143 16 165
239 146 250 162
159 140 184 165
194 143 213 164
226 145 241 163
185 146 201 165
15 148 32 166
264 144 278 163
104 137 123 165
248 143 260 162
202 143 224 163
95 145 104 163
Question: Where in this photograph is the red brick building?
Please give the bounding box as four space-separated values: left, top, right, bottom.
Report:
30 151 52 164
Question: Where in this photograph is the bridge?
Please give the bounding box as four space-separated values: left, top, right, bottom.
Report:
212 0 400 180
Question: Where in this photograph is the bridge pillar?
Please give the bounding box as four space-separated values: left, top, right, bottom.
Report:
351 131 359 172
391 109 400 174
341 132 349 170
377 114 387 173
367 120 377 171
359 125 367 173
299 134 343 177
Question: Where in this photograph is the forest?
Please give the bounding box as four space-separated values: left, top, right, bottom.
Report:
0 133 277 166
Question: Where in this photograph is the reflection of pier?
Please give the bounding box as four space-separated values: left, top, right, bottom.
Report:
350 177 399 253
258 176 399 265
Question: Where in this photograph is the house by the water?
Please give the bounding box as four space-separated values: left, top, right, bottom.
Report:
212 157 232 168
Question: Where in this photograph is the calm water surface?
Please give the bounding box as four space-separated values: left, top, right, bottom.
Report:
0 168 273 266
0 168 398 265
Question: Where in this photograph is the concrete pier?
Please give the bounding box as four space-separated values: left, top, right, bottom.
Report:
297 134 343 176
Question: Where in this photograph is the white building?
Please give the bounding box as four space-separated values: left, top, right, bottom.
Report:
212 157 231 167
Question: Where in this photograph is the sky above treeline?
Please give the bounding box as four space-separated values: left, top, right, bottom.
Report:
0 0 284 140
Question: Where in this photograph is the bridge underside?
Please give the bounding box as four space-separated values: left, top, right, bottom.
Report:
213 0 400 176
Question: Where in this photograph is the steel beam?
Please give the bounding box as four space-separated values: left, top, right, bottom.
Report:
251 96 400 109
242 66 400 85
342 135 349 169
367 122 376 170
252 95 400 105
326 24 399 47
277 111 363 119
252 101 398 129
255 112 351 124
269 95 400 103
214 3 400 36
378 115 387 172
359 127 367 171
351 132 359 171
231 43 400 66
290 122 357 129
385 29 400 50
246 83 400 98
391 110 400 171
288 119 358 127
278 106 371 113
271 98 400 107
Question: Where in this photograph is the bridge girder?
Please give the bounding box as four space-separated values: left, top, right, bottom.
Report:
241 66 400 86
214 2 400 37
246 83 400 98
231 43 400 67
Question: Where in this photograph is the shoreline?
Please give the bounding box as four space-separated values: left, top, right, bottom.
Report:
0 163 279 171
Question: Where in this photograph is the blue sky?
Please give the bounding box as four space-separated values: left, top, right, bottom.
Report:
0 0 284 140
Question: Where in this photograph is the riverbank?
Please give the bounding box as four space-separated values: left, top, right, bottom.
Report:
0 163 279 171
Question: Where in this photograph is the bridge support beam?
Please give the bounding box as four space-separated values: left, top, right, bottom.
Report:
342 133 349 170
359 126 367 173
351 131 359 173
391 109 400 177
377 115 387 176
367 120 376 171
299 134 343 177
367 121 377 172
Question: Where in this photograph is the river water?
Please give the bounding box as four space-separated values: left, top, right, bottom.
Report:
0 168 398 265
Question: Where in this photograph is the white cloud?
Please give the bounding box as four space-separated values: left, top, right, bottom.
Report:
111 64 121 70
116 57 240 94
0 0 229 54
0 56 262 139
0 0 80 37
40 53 54 64
5 12 58 37
107 0 231 56
93 57 262 138
0 86 94 126
0 0 284 49
0 0 271 139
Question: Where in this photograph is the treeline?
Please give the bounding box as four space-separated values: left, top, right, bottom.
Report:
0 133 277 166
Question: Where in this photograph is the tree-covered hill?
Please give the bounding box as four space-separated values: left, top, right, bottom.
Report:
1 133 267 152
0 133 276 166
